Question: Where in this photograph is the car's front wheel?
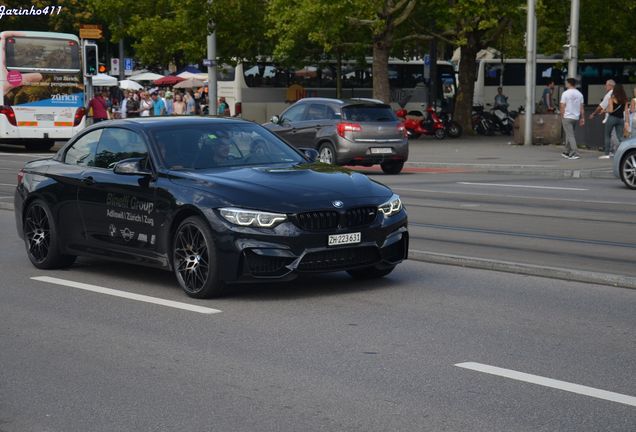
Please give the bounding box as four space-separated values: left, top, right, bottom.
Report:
23 199 76 269
380 160 404 174
172 216 225 298
347 264 396 279
318 142 337 164
620 150 636 189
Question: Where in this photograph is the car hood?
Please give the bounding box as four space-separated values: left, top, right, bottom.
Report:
169 163 392 212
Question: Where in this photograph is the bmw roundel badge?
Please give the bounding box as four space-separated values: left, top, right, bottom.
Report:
332 200 344 208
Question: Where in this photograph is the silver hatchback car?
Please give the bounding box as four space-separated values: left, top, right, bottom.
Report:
613 137 636 189
264 98 409 174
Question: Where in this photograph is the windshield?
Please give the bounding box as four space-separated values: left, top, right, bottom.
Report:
342 105 397 122
5 36 81 71
153 123 306 170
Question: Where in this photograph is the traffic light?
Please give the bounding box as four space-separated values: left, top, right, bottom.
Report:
83 44 98 76
98 63 107 73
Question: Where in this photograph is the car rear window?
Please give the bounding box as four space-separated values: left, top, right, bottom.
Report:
342 105 397 122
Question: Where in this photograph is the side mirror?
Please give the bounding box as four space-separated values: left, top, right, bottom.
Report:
113 158 151 176
300 148 319 162
270 115 280 125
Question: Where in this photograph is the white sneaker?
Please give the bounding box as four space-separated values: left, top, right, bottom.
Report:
598 155 610 159
569 154 581 160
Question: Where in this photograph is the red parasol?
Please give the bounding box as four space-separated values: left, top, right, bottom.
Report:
154 75 185 86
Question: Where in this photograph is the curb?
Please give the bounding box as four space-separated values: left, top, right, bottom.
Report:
404 162 614 179
409 249 636 290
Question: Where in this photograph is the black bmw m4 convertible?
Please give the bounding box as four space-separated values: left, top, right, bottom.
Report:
14 117 408 298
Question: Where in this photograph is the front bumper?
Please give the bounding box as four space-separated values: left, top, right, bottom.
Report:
204 208 408 283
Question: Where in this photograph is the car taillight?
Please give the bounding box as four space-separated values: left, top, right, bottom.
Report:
337 122 361 138
17 169 24 185
234 102 242 116
0 105 17 126
74 107 86 126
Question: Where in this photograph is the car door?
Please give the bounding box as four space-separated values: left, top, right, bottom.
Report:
54 128 102 250
273 103 307 147
77 127 164 261
293 102 336 148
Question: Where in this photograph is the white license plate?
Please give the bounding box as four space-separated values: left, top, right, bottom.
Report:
328 232 361 246
35 114 54 121
370 147 392 154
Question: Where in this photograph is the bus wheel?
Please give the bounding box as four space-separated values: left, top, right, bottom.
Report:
25 140 55 152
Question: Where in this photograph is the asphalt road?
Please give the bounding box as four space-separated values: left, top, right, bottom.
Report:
1 209 635 431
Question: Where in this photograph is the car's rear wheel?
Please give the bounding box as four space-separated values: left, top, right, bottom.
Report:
318 142 337 164
347 264 396 279
620 150 636 189
23 199 76 269
380 160 404 174
172 216 225 298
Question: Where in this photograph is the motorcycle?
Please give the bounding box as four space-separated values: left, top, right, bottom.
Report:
437 110 463 138
396 105 446 140
472 105 496 136
486 104 515 135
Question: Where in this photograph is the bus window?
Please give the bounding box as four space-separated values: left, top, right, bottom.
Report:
5 36 80 71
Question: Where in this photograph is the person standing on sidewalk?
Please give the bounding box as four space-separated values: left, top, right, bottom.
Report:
559 78 585 160
542 80 555 112
599 83 628 159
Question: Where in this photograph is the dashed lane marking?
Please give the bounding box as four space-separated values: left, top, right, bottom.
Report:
31 276 221 315
458 181 588 191
455 362 636 407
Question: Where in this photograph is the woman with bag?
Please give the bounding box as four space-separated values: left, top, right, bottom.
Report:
599 83 627 159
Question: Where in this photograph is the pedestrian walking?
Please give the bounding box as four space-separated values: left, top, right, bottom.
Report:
119 90 129 119
542 80 555 112
217 96 229 116
126 91 140 118
184 91 196 115
139 92 153 117
164 91 174 115
151 92 166 116
88 90 109 123
559 78 585 160
599 83 628 159
628 87 636 139
172 93 186 115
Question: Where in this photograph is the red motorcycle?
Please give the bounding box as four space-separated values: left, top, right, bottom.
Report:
396 105 446 140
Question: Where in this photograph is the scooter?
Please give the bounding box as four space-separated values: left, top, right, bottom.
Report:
487 104 514 135
437 110 463 138
472 105 496 136
396 105 446 139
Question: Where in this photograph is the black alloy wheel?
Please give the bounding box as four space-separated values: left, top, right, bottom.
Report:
173 216 225 298
24 200 75 269
347 264 396 279
380 160 404 175
620 150 636 190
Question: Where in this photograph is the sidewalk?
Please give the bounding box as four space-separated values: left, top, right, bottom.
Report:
403 135 614 178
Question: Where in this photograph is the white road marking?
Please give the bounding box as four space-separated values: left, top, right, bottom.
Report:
393 187 634 206
0 152 52 157
0 196 12 200
458 182 588 191
0 183 17 186
31 276 221 315
455 362 636 407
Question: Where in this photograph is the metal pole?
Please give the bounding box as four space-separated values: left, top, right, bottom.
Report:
531 12 537 113
207 0 217 116
118 17 125 81
524 0 536 146
568 0 580 79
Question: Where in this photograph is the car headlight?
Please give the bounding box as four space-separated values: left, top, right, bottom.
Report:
219 207 287 228
378 194 402 217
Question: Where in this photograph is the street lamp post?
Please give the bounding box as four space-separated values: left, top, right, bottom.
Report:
207 1 217 116
568 0 580 79
524 0 536 146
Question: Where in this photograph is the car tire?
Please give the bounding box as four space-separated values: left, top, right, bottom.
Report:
25 140 54 152
380 160 404 174
172 216 226 298
23 199 76 269
318 142 337 164
619 150 636 190
347 264 396 279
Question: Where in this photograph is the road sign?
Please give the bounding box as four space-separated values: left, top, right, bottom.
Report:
424 54 431 66
124 58 134 76
79 24 103 40
202 59 215 67
110 58 120 75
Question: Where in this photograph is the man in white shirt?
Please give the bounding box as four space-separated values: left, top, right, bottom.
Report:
119 90 129 119
589 79 615 121
559 78 585 160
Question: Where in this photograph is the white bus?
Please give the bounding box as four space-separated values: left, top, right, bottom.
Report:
0 30 86 151
474 58 636 110
217 59 457 123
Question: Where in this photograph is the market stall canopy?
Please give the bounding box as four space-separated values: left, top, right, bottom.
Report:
119 79 143 90
154 75 185 85
176 71 208 80
92 73 117 86
129 72 164 81
173 78 205 88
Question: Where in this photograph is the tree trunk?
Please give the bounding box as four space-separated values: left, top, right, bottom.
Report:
372 40 391 103
454 40 480 134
